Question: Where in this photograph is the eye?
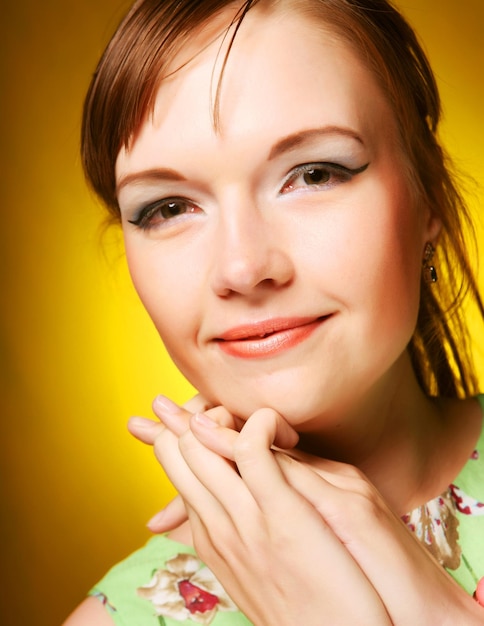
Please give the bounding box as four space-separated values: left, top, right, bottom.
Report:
127 197 201 230
281 162 369 194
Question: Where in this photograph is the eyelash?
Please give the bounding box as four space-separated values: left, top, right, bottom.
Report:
127 161 369 231
128 198 200 230
281 161 369 194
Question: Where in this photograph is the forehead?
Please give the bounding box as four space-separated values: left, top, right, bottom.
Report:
117 6 397 176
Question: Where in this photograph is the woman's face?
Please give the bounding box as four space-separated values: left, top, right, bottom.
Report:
116 7 438 430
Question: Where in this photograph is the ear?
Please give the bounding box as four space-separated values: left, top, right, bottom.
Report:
422 207 442 246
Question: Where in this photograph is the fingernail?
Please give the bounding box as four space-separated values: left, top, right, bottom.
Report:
147 510 165 529
154 395 180 413
128 416 156 429
193 412 218 428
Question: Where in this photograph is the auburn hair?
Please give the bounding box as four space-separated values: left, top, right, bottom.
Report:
81 0 483 398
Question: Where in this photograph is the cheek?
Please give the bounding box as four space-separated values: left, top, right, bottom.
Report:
124 241 200 351
307 176 423 338
349 185 423 345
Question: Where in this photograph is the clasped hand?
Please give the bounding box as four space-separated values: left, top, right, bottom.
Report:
128 397 483 626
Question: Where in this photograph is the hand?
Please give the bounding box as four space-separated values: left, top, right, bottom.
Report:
139 398 484 626
138 400 391 625
128 394 237 532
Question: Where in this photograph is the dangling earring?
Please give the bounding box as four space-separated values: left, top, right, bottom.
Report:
423 242 438 283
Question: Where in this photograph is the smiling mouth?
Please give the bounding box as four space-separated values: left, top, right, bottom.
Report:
214 316 331 358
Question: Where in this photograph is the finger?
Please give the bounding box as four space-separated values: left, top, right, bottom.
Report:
239 407 299 450
282 445 372 493
153 396 237 435
184 409 302 520
190 406 298 461
205 405 239 430
128 412 228 536
189 412 239 460
152 395 192 436
230 408 300 513
174 424 396 623
274 450 399 542
146 495 188 532
275 452 349 518
275 451 471 624
274 451 415 578
167 434 272 578
178 436 390 626
182 393 213 413
127 416 165 444
153 424 237 525
177 429 254 520
152 399 255 524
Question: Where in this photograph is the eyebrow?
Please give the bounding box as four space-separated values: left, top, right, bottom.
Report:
268 126 364 161
116 126 364 193
117 168 186 194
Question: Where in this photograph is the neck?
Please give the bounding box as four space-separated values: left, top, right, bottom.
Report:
296 351 444 514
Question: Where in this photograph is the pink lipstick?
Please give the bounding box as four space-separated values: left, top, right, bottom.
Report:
215 316 328 359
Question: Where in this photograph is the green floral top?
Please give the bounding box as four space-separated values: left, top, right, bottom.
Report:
90 540 251 625
403 395 484 597
90 396 484 624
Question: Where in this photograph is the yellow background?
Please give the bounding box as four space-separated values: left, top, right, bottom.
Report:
1 2 483 624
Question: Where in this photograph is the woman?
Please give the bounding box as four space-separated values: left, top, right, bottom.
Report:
65 0 484 623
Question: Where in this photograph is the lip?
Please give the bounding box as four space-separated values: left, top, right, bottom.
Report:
214 316 330 359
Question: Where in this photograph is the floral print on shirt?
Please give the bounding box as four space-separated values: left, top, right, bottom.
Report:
402 446 484 601
137 553 238 624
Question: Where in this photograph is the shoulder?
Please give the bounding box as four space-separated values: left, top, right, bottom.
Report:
63 533 251 625
98 532 197 583
64 534 200 626
63 535 190 626
62 596 115 626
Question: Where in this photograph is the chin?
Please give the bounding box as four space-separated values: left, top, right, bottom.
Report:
205 382 331 430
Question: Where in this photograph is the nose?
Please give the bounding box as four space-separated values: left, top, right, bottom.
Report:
210 200 294 298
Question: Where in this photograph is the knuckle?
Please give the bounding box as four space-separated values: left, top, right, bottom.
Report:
339 462 365 480
178 430 198 455
350 483 385 522
206 405 235 428
254 407 280 428
233 435 255 464
152 428 171 458
355 480 378 504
